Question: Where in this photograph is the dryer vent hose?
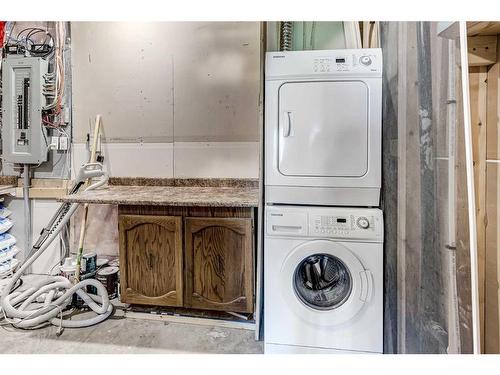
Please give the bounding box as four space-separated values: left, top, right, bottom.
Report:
280 21 293 51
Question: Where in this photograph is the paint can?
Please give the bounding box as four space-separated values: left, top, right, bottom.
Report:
96 257 109 269
81 270 98 295
59 257 77 283
82 252 97 274
97 266 119 299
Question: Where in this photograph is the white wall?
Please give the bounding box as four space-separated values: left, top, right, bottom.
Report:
71 141 259 178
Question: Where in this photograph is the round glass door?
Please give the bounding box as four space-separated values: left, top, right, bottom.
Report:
293 253 352 310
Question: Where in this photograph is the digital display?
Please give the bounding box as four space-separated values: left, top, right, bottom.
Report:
336 218 347 223
336 58 346 63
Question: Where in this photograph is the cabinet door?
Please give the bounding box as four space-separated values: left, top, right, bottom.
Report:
119 214 183 307
185 217 253 313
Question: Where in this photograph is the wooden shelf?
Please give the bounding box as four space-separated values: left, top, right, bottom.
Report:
438 21 500 38
468 22 500 37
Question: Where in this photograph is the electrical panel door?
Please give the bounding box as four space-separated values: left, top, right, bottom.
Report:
1 57 49 164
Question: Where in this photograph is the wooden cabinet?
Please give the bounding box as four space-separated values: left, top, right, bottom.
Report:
118 206 255 314
119 215 183 307
185 217 253 313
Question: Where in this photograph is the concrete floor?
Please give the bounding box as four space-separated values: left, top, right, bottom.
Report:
0 315 263 354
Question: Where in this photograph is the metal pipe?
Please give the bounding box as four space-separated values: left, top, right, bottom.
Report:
280 22 293 51
23 164 31 272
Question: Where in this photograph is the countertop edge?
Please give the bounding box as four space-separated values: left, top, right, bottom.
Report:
57 185 260 208
57 198 259 208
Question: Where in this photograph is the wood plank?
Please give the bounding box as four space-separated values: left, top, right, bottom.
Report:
487 51 500 160
379 21 401 354
455 59 474 353
468 22 500 37
469 65 488 351
485 162 500 353
484 44 500 353
416 22 448 353
468 36 497 66
402 22 423 353
396 21 408 354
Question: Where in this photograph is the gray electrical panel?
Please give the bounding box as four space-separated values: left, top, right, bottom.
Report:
1 56 49 164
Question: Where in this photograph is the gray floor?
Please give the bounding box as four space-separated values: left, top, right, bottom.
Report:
0 315 263 354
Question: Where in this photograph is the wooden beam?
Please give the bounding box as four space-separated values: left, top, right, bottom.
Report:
455 61 474 354
469 65 488 352
468 36 498 67
485 53 500 353
468 22 500 37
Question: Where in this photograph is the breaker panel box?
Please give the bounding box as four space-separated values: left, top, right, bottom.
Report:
1 56 49 164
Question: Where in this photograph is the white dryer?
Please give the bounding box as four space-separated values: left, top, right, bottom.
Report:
264 205 383 354
265 49 382 207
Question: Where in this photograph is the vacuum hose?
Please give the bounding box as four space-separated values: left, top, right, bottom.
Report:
1 163 112 330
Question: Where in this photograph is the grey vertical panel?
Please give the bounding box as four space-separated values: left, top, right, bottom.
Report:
380 21 399 354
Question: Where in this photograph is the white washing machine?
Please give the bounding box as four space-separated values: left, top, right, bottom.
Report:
265 49 382 207
264 205 383 354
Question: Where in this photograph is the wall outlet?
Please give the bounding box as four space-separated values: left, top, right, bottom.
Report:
58 136 69 151
50 136 59 150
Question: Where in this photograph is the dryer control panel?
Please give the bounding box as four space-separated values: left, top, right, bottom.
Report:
266 48 382 79
266 205 383 242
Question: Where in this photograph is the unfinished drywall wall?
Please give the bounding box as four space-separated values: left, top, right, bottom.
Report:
70 22 261 179
71 22 261 144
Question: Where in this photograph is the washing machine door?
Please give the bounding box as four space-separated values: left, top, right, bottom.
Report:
281 240 373 326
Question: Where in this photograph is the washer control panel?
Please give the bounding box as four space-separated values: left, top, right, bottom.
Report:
310 213 378 238
266 206 383 242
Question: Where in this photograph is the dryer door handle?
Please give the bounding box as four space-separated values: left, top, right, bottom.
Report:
283 111 292 137
359 270 373 302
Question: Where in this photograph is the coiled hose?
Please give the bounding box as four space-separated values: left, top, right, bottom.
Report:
0 163 113 330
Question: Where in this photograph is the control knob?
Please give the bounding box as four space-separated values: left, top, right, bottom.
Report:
357 217 370 229
360 56 372 66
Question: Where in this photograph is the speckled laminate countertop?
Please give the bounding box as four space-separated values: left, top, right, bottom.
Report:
58 179 260 207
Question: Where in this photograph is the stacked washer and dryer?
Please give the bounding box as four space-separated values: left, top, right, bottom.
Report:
263 49 383 354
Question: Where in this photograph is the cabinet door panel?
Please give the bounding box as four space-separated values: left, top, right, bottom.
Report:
119 214 183 306
185 217 253 313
